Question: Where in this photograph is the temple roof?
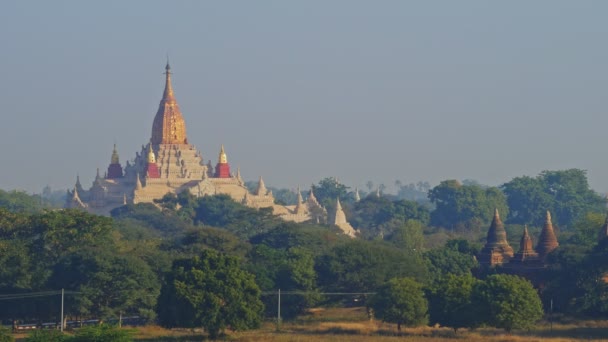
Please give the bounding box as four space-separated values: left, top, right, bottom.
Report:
151 63 188 145
536 211 559 257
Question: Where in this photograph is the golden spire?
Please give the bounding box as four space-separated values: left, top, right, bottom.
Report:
147 145 156 164
218 145 228 164
151 63 188 145
111 144 120 164
162 61 175 103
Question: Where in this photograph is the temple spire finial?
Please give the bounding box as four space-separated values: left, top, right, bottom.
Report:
218 144 227 164
111 144 120 164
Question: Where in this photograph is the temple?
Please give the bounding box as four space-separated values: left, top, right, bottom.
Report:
479 209 559 270
66 63 355 236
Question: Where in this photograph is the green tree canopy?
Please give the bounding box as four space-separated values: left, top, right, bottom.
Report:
429 180 508 229
370 277 428 330
312 177 350 207
427 274 479 331
316 240 428 293
157 249 263 339
502 169 605 228
472 274 543 332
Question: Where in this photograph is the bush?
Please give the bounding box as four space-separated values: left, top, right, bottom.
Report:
25 329 66 342
0 326 13 342
70 325 133 342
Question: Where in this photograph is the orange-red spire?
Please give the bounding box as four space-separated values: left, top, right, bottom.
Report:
536 211 559 258
151 63 188 145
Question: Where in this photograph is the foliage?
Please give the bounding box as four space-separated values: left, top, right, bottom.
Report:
192 194 279 239
429 180 508 229
312 177 350 207
25 329 66 342
0 326 13 342
157 249 263 339
0 189 45 213
427 274 479 331
566 211 606 249
250 223 347 256
386 220 425 253
544 239 608 316
395 181 431 204
502 169 605 228
370 277 428 330
350 196 430 237
472 274 543 332
70 324 134 342
111 203 192 237
316 239 428 293
424 241 479 283
48 248 160 319
175 226 251 259
247 245 321 319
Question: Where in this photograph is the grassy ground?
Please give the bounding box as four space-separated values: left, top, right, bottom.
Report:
14 307 608 341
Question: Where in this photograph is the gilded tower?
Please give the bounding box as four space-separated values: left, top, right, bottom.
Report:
151 62 188 145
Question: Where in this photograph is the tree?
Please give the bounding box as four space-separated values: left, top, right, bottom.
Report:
247 245 320 319
157 250 263 339
316 240 428 293
48 248 160 320
350 196 430 238
388 220 425 253
312 177 350 207
427 274 479 331
472 274 543 332
502 169 605 228
370 277 428 330
192 194 278 239
429 180 508 229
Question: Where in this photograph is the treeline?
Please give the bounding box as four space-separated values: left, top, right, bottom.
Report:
0 168 607 337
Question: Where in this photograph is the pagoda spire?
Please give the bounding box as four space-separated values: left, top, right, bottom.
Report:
294 186 306 214
214 145 231 178
218 145 227 164
256 176 267 196
111 144 119 164
107 144 123 179
478 208 514 266
151 63 188 145
536 210 559 258
162 61 175 103
354 187 361 202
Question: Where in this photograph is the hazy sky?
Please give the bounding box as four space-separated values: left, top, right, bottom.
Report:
2 1 608 194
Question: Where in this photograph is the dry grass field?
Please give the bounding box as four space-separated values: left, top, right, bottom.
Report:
13 307 608 341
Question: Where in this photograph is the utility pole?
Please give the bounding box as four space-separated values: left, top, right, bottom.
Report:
276 289 281 331
60 288 64 332
550 298 553 332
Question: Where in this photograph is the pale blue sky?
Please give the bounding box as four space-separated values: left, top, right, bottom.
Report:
2 1 608 194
